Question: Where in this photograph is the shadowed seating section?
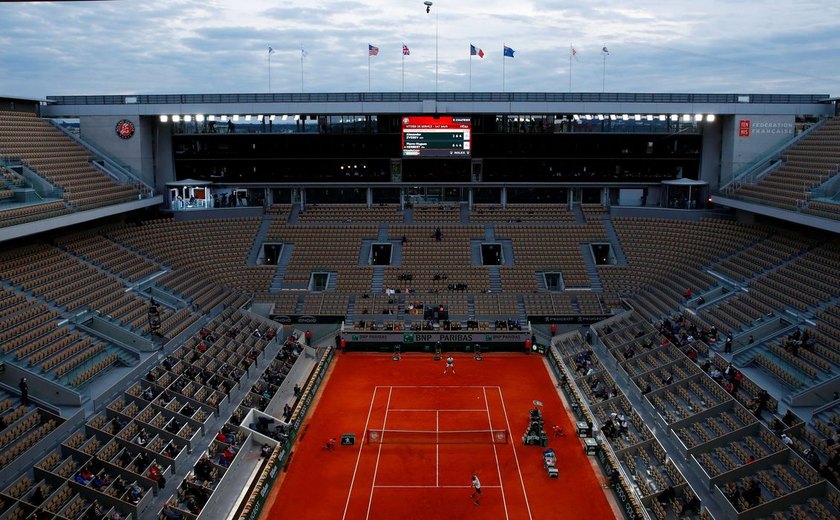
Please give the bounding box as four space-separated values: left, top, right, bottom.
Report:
604 218 768 320
732 118 840 209
297 203 402 223
105 218 270 311
385 224 487 293
266 220 376 292
495 222 607 290
0 110 142 209
470 203 575 223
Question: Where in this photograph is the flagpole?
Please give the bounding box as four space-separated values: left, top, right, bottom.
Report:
568 44 572 92
268 49 272 93
602 45 606 92
368 52 371 92
402 47 405 92
300 45 305 93
469 52 472 92
502 44 505 92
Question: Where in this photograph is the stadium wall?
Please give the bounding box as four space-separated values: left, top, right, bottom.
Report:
719 114 796 186
78 115 157 188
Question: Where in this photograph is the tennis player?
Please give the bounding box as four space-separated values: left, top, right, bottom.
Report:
443 356 455 374
471 474 481 505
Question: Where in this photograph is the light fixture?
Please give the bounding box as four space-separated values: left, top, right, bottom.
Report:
622 114 629 121
208 115 216 122
670 114 678 121
269 115 276 121
597 114 604 120
694 114 703 122
196 114 205 122
232 115 240 121
646 115 653 121
659 115 666 122
294 114 300 121
245 115 252 121
257 115 264 122
706 114 716 122
172 115 180 122
159 115 168 122
585 114 593 120
682 114 691 122
220 115 228 122
634 114 641 121
281 114 288 120
609 114 617 121
183 115 192 122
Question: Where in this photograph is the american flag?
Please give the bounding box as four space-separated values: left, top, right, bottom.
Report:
402 44 410 56
369 44 379 56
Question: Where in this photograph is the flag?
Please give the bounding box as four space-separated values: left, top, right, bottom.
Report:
403 44 410 56
503 46 515 58
602 46 609 55
571 46 578 59
301 48 308 58
369 44 379 56
470 44 485 58
268 46 274 55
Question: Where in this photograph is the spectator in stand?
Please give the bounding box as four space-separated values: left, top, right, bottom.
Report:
305 330 312 346
782 409 798 426
162 502 183 519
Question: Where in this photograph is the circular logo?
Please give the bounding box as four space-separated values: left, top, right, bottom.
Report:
115 119 135 140
402 117 409 124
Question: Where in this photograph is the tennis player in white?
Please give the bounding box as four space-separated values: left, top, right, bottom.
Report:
471 474 481 505
443 356 455 374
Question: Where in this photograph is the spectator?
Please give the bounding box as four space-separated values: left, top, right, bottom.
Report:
162 502 183 520
19 377 29 406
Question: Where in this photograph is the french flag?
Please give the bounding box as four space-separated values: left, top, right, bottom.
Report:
470 44 484 58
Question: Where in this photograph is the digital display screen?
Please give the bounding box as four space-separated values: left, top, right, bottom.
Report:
402 116 471 158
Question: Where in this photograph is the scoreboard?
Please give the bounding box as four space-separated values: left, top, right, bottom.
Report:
402 116 471 158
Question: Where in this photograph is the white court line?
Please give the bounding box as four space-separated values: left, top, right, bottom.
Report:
365 387 394 520
374 485 503 489
436 410 439 487
388 408 488 412
375 385 500 389
496 387 533 519
342 387 379 520
483 387 510 520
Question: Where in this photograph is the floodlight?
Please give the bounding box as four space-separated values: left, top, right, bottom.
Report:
597 114 604 121
195 114 205 122
183 115 192 122
670 114 678 121
659 115 666 122
172 115 180 122
220 115 228 122
269 115 276 121
159 115 168 123
585 114 592 120
633 114 641 121
621 114 629 121
609 114 616 121
245 115 252 121
646 115 653 121
694 114 703 122
232 115 240 121
257 115 264 122
706 114 716 122
425 1 432 13
682 114 691 122
208 115 216 121
294 114 300 121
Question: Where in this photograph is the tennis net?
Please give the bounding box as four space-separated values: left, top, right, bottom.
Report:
366 428 508 444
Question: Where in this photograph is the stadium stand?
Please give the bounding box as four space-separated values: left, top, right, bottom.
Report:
0 110 142 209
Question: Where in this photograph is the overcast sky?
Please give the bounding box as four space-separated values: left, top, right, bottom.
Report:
0 0 838 98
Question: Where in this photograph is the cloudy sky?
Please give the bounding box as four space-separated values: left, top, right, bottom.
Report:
0 0 838 98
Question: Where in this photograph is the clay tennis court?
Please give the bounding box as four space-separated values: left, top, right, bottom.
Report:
265 353 615 519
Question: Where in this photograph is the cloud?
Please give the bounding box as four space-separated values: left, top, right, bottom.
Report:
0 0 837 97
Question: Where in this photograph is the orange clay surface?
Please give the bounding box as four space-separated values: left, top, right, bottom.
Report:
263 352 614 519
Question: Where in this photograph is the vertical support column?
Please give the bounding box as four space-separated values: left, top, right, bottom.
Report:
367 187 373 208
567 188 574 210
501 187 507 208
300 188 306 212
468 188 474 211
400 187 405 211
265 187 273 208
